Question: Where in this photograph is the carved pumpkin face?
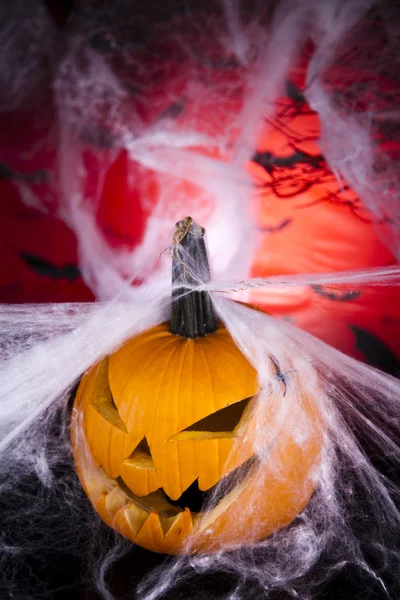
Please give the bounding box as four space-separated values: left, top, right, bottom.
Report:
71 318 323 554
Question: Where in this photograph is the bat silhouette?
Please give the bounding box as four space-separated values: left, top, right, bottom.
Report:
19 253 81 281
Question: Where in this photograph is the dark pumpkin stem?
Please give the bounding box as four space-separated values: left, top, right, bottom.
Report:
170 217 217 338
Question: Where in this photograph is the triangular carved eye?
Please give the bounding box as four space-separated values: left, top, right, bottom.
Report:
169 397 252 441
91 357 128 433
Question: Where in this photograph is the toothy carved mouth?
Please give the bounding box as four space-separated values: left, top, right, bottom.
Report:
168 455 257 512
98 454 259 544
119 454 258 515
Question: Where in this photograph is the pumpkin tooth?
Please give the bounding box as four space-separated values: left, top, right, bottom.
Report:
114 502 148 539
94 491 109 525
105 485 129 518
161 471 198 501
135 511 165 546
164 508 193 540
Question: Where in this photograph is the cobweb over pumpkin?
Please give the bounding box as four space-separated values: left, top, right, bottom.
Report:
1 268 400 599
0 0 400 599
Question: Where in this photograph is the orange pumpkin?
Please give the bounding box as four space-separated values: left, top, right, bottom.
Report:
71 218 323 554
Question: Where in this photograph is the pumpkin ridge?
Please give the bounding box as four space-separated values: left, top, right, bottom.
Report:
198 340 221 490
113 324 171 357
90 362 126 477
173 337 191 498
209 329 257 369
146 338 184 494
110 332 178 431
188 336 196 487
207 329 255 369
110 324 172 369
109 330 172 394
199 338 216 417
204 333 258 399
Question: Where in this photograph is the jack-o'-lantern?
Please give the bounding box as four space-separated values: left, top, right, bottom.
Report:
71 218 323 554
